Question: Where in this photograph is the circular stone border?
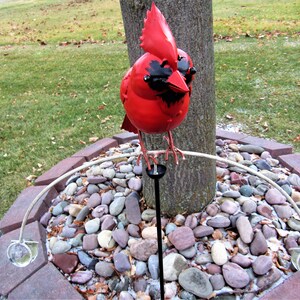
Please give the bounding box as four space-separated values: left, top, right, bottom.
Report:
0 129 299 299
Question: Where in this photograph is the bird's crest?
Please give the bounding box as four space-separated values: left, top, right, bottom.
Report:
140 2 178 71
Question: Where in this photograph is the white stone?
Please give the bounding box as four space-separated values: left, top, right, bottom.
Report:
141 227 164 239
211 241 228 265
163 253 187 281
84 218 100 234
97 230 116 249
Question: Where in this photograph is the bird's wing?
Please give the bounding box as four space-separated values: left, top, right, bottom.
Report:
121 114 138 134
140 3 178 70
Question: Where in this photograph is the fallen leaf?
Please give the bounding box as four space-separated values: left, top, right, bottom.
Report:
80 140 86 145
89 136 99 142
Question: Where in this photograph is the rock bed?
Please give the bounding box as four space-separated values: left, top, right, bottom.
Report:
41 138 300 300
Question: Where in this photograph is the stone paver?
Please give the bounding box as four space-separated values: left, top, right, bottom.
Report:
0 221 47 296
8 263 84 300
0 185 58 234
216 128 249 142
113 132 138 144
34 157 86 191
260 271 300 300
72 137 118 160
278 154 300 176
239 136 293 157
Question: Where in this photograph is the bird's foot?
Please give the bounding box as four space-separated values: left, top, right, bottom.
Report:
163 134 185 165
137 152 158 171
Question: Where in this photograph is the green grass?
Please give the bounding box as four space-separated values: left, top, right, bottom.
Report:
0 0 299 218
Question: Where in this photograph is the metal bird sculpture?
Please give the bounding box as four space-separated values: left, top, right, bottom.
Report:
120 2 196 170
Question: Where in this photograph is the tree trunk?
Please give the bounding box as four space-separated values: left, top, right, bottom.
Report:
119 0 216 216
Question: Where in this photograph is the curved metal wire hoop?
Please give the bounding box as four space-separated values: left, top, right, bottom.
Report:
16 149 300 244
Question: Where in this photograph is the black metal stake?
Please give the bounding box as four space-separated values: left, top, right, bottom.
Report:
146 164 167 300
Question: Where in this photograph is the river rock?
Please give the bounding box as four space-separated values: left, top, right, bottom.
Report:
101 190 114 205
128 177 142 191
210 274 225 290
180 246 196 259
141 209 156 222
250 230 268 255
112 228 129 248
102 168 116 179
83 234 99 251
288 173 300 187
129 239 158 261
52 201 69 216
71 270 93 284
256 267 282 291
75 206 90 221
97 230 116 249
85 218 100 234
95 261 115 277
148 255 159 279
64 182 77 196
211 241 228 265
265 188 286 205
114 252 131 273
101 215 117 231
52 253 78 274
230 253 252 268
77 250 97 269
168 226 195 251
274 204 294 219
178 268 213 298
87 193 101 208
142 226 164 239
109 196 125 216
242 199 257 214
222 262 250 288
193 225 214 238
239 144 264 154
135 261 147 276
236 216 254 243
206 216 231 228
220 199 239 214
252 255 273 275
163 253 187 281
92 205 108 218
51 240 71 254
125 192 142 224
206 203 219 216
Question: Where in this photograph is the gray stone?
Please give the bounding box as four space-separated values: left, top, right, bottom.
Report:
252 255 273 275
60 226 76 238
101 215 117 231
82 234 99 251
51 240 71 254
64 182 78 196
133 278 147 292
220 199 239 214
109 197 125 216
209 274 225 290
230 253 252 268
179 246 196 258
135 261 148 276
262 225 277 239
75 206 90 221
254 159 272 171
101 190 114 205
127 224 140 237
206 204 219 216
178 268 213 298
92 204 108 218
114 252 131 273
113 178 127 188
141 209 156 222
95 261 115 277
242 199 257 214
256 267 282 291
119 291 134 300
288 173 300 187
287 217 300 231
184 215 198 229
222 262 250 288
239 185 253 197
87 184 100 194
165 223 177 235
148 255 159 279
128 177 142 191
223 190 241 198
274 204 294 219
77 250 97 269
87 193 101 208
163 253 188 281
112 228 129 248
206 216 230 228
195 253 213 265
85 218 100 234
236 216 253 244
52 201 68 216
250 231 268 256
102 168 116 179
265 188 286 205
239 144 264 154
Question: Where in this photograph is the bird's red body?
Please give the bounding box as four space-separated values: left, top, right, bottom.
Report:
120 3 196 169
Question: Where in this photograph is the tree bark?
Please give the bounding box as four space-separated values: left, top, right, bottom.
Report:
119 0 216 216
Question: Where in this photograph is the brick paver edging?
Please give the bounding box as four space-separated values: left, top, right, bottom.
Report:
0 129 299 299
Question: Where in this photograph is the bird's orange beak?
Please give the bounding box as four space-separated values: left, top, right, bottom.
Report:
167 70 189 93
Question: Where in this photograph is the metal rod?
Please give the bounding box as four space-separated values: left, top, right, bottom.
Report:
154 177 164 300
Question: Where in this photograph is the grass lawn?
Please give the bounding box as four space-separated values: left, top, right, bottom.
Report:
0 0 299 218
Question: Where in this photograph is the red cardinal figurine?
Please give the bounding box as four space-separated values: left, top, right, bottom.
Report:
120 3 196 170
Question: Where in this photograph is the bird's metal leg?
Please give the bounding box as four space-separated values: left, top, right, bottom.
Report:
164 131 185 164
137 130 158 170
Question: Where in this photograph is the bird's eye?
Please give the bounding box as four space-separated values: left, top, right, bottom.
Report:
178 56 183 61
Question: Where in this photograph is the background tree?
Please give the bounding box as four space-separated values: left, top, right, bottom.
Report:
119 0 216 216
